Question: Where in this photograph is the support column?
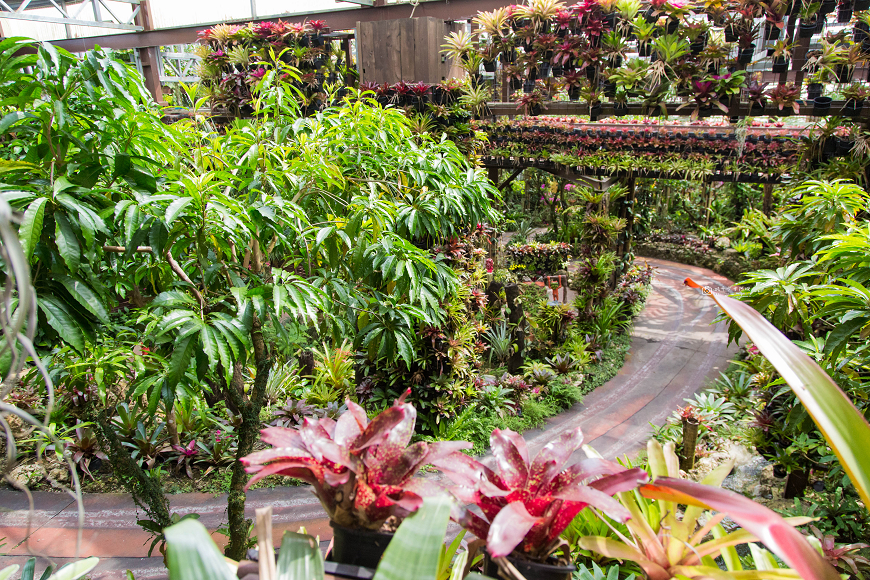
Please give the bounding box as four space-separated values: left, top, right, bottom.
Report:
487 166 499 186
762 183 773 216
134 0 164 105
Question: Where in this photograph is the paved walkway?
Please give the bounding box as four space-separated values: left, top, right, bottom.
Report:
0 258 738 579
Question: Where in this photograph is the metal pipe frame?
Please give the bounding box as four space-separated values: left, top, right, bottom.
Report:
0 0 143 31
49 0 506 52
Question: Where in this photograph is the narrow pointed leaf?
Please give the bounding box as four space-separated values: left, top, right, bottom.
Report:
275 531 324 580
486 502 539 558
639 477 838 580
164 519 235 580
686 277 870 510
374 495 453 580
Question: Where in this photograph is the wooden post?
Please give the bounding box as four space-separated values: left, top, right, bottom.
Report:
762 183 773 216
505 284 525 374
679 416 700 471
134 0 164 104
488 166 499 185
624 177 636 262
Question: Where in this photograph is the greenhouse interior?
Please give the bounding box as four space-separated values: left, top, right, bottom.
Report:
2 0 870 579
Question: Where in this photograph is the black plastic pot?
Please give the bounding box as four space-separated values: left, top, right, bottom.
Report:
589 102 602 121
855 21 869 42
835 64 854 83
539 62 551 78
856 0 870 10
330 523 393 569
483 553 576 580
523 80 535 93
764 23 782 40
820 0 837 15
772 57 789 73
841 98 864 116
483 59 497 73
799 20 817 37
602 81 616 97
815 18 826 33
666 18 679 34
552 64 564 77
839 5 853 21
500 49 517 64
690 38 706 54
510 78 523 90
807 82 824 101
603 12 616 28
613 102 629 115
725 28 738 42
836 136 854 155
738 45 755 65
813 95 832 114
638 43 653 57
585 65 597 80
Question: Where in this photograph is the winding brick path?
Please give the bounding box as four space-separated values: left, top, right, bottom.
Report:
0 258 739 579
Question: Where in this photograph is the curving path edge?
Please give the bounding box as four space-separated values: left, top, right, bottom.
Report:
0 258 740 579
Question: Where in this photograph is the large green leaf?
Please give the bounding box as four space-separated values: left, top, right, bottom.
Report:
276 531 324 580
19 197 47 262
38 296 85 353
162 332 198 411
54 213 81 272
57 275 109 324
47 558 98 580
687 277 870 510
164 519 235 580
374 495 453 580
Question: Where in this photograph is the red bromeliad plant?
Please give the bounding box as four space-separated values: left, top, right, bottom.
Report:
431 427 648 562
241 391 470 530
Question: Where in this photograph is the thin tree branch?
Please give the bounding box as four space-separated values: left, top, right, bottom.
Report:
165 250 206 310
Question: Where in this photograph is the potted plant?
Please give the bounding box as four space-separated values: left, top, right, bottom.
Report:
600 30 628 66
841 81 869 114
678 79 726 119
632 16 657 55
515 87 548 116
763 0 789 38
714 68 747 109
616 0 643 33
432 427 648 580
442 29 476 65
798 1 822 36
766 82 801 114
771 39 795 72
241 393 471 569
561 69 584 100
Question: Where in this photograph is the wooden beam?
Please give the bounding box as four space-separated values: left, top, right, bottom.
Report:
498 168 523 190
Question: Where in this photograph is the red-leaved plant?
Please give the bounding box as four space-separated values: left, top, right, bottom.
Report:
431 427 649 561
242 391 470 530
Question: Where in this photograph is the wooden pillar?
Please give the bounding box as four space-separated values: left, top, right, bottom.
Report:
488 166 499 185
762 183 773 216
505 284 525 374
134 0 164 104
624 177 636 260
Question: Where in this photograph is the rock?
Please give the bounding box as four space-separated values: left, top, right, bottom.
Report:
7 463 42 489
751 484 772 499
47 463 71 486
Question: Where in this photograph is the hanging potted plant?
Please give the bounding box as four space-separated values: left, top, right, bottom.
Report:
616 0 643 35
736 20 759 64
677 79 726 119
747 79 769 112
442 29 476 65
613 89 630 114
432 428 648 580
600 30 628 67
632 16 657 55
771 39 795 72
561 69 584 100
515 87 548 116
798 1 822 36
504 64 525 91
766 82 801 114
763 0 788 38
241 393 471 569
841 81 869 114
552 36 582 72
308 20 327 47
714 67 747 111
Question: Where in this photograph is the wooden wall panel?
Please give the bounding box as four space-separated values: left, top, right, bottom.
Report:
357 17 468 84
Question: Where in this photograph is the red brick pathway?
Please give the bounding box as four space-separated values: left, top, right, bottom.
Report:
0 258 738 579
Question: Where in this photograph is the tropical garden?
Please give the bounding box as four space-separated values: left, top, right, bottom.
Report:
2 0 870 577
